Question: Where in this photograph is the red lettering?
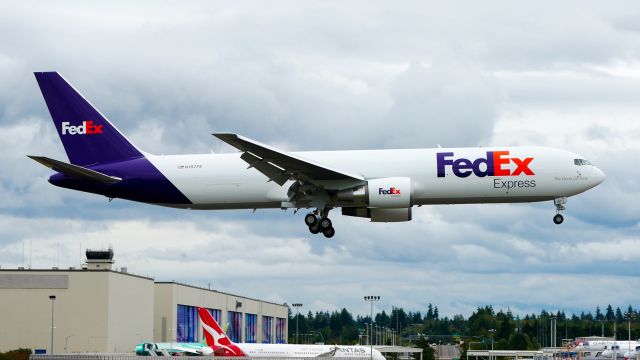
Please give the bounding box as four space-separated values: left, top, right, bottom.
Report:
512 157 535 175
85 120 104 134
492 151 510 176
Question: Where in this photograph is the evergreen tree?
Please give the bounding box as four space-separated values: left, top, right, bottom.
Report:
596 306 603 320
509 333 530 350
375 310 389 327
285 303 639 347
496 311 514 340
606 305 614 321
413 336 435 360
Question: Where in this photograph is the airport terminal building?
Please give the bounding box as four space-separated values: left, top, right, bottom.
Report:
0 249 288 353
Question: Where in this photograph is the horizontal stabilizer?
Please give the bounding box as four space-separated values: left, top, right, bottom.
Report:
27 155 122 183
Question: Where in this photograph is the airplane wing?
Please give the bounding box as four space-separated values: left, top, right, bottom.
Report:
213 133 365 187
28 155 122 183
170 345 207 355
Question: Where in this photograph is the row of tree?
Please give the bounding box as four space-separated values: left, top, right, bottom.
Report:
288 304 640 351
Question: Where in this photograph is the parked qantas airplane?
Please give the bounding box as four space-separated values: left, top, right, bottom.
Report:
197 307 386 359
29 72 605 237
595 342 640 358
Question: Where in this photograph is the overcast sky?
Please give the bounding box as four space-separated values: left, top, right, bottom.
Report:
1 0 640 318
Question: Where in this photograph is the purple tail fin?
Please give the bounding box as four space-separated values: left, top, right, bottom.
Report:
34 72 144 166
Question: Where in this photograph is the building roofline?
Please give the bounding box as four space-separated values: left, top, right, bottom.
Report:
154 281 287 308
0 268 154 281
0 270 284 307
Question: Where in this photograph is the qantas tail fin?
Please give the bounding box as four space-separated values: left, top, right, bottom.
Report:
197 307 246 356
34 72 144 166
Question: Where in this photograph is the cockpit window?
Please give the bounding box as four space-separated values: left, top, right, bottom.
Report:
574 159 592 166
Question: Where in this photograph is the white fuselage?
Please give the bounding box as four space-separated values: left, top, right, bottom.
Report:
597 342 640 358
234 343 385 360
145 146 604 209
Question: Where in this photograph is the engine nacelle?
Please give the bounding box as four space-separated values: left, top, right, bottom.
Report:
336 177 413 208
371 208 412 222
341 207 412 222
367 177 412 208
339 177 413 222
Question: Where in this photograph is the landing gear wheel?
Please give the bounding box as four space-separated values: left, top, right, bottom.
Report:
309 223 321 234
553 214 564 225
322 227 335 238
304 213 318 226
319 217 332 229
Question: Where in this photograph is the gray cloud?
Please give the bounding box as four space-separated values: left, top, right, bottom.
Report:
1 0 639 317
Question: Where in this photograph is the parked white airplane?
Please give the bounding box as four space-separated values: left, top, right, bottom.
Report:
600 342 640 358
30 72 605 237
197 307 386 359
576 340 639 358
623 347 640 360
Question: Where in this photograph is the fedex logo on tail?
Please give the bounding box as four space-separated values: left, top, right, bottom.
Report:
437 151 534 178
61 121 103 135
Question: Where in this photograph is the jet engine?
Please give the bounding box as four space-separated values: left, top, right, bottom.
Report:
342 207 412 222
337 177 413 222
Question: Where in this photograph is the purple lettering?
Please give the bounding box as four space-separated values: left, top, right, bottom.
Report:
436 152 454 178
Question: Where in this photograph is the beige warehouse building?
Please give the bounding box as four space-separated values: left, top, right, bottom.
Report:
0 249 288 354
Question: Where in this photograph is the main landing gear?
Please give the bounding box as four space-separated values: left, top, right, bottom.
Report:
553 197 566 225
304 209 335 238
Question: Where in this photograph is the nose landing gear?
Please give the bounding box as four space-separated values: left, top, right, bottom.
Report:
553 197 566 225
305 208 335 238
553 213 564 225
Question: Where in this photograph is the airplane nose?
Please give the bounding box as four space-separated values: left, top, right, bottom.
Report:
594 167 605 185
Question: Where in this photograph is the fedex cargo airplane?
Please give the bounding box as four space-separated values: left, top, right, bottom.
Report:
197 307 385 359
29 72 605 238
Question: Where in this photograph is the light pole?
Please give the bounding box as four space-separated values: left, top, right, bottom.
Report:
550 315 557 349
625 312 636 357
364 323 369 345
393 306 400 347
49 295 56 354
364 296 380 360
292 303 303 344
489 329 495 360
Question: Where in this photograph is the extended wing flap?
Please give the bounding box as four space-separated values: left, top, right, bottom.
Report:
28 155 122 184
214 133 365 186
240 152 289 185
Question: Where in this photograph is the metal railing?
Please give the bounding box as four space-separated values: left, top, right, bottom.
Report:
31 356 375 360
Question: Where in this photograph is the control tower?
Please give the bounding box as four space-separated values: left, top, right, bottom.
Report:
85 248 114 270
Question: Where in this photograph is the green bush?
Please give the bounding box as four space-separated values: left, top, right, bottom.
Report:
0 348 32 360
